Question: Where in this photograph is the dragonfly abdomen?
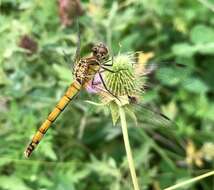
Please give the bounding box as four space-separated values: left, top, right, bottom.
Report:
24 81 81 158
25 42 109 158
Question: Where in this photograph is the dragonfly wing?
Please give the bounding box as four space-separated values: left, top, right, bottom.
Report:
73 19 81 65
126 103 175 130
143 61 191 87
125 103 185 153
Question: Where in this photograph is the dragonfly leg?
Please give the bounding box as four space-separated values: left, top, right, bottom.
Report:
102 56 114 66
100 65 127 73
99 69 105 74
100 66 116 73
98 72 120 101
100 56 128 73
91 77 95 85
102 60 112 66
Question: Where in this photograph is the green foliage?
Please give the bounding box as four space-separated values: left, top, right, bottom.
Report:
0 0 214 190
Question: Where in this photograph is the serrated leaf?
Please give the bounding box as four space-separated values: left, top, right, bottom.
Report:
109 102 119 126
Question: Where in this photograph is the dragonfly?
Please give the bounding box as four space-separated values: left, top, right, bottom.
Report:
24 30 117 158
25 28 189 158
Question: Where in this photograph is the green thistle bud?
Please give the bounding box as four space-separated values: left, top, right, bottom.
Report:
104 54 142 97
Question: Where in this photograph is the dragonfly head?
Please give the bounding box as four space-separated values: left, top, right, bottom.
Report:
92 43 109 62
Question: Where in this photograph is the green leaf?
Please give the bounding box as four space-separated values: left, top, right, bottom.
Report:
40 141 57 160
0 157 12 167
53 64 73 83
191 25 214 44
0 68 9 85
156 66 188 86
172 43 196 57
161 101 177 120
0 176 30 190
183 77 208 93
197 43 214 54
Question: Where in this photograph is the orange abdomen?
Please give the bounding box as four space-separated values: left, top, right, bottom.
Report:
24 80 81 158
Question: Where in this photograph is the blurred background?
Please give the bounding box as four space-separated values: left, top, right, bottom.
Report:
0 0 214 189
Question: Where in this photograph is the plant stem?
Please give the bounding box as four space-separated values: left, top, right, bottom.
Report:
164 170 214 190
119 106 140 190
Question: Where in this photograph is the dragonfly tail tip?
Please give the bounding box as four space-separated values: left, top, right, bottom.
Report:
24 149 31 158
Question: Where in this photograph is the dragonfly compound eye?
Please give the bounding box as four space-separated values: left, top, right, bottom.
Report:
92 46 98 54
92 43 109 61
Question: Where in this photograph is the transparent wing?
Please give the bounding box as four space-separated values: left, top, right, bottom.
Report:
125 103 185 153
74 19 81 63
126 103 175 130
61 20 81 71
124 60 189 154
142 61 192 87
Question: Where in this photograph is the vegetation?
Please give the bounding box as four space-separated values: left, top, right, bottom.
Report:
0 0 214 189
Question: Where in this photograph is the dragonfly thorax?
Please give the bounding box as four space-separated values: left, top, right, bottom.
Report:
74 43 109 85
74 58 100 84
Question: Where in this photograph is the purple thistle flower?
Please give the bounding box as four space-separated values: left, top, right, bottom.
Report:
85 73 102 94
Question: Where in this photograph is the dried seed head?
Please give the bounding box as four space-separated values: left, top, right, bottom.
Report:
19 35 38 55
58 0 84 27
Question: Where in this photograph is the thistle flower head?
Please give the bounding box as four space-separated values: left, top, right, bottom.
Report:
104 53 143 100
86 52 147 106
86 52 148 125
